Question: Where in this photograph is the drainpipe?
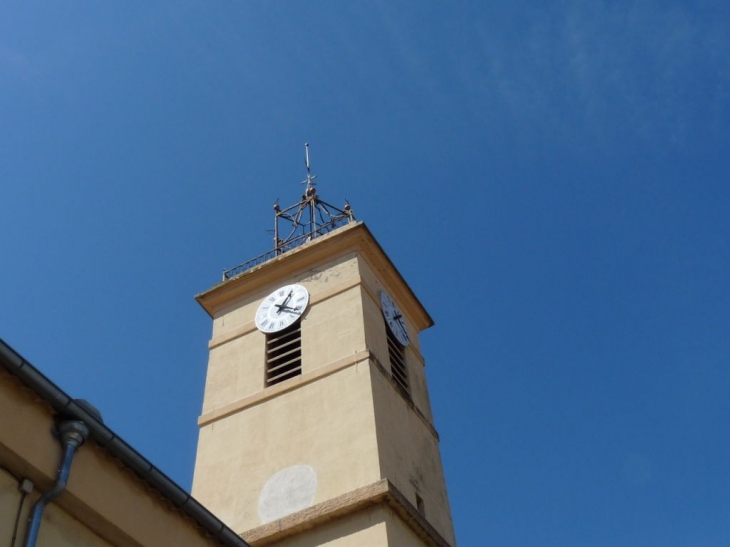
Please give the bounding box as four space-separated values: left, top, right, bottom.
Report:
24 419 90 547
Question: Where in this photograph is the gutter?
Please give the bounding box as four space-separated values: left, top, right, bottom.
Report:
0 338 250 547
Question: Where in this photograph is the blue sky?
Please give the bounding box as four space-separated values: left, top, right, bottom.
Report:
2 2 729 545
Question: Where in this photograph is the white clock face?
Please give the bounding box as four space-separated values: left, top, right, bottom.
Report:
380 291 410 346
256 284 309 333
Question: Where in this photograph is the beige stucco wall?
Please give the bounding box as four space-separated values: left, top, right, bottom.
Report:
0 369 232 547
382 504 431 546
194 223 454 545
193 358 382 532
1 467 114 547
0 469 22 546
210 252 361 341
242 499 435 547
204 332 267 412
265 504 390 547
357 246 453 543
356 256 424 355
201 253 365 415
370 370 456 546
358 267 434 424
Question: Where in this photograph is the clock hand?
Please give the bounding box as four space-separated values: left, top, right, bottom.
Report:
394 317 408 340
275 305 301 315
276 290 294 314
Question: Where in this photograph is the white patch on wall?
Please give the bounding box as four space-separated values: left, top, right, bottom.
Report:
258 465 317 523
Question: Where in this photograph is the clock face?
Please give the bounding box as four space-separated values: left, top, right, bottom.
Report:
255 284 310 333
380 291 410 346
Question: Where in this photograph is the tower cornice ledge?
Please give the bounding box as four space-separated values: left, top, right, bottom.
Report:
241 479 454 547
197 349 438 440
196 222 434 332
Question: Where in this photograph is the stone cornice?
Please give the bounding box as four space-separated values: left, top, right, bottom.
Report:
241 479 453 547
198 350 438 441
196 222 434 332
198 350 371 426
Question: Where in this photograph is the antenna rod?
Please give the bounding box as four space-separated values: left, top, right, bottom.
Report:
304 143 313 189
305 142 310 173
304 143 316 237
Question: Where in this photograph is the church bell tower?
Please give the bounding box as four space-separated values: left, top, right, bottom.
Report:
191 147 456 547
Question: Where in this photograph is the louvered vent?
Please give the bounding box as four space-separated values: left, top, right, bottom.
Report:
266 323 302 385
386 326 409 396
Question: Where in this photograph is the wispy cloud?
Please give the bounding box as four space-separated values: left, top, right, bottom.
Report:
457 1 729 151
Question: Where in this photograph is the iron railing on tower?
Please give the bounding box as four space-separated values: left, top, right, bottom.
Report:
222 144 355 281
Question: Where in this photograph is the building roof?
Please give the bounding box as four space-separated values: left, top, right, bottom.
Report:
0 337 250 547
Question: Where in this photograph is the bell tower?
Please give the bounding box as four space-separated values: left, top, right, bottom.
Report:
191 147 456 547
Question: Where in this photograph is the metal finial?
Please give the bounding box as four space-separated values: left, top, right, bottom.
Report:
302 142 317 190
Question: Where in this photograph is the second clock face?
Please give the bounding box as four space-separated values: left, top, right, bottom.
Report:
255 284 309 333
380 291 410 346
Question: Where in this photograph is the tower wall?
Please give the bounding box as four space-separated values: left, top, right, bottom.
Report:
193 223 455 546
193 359 381 532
